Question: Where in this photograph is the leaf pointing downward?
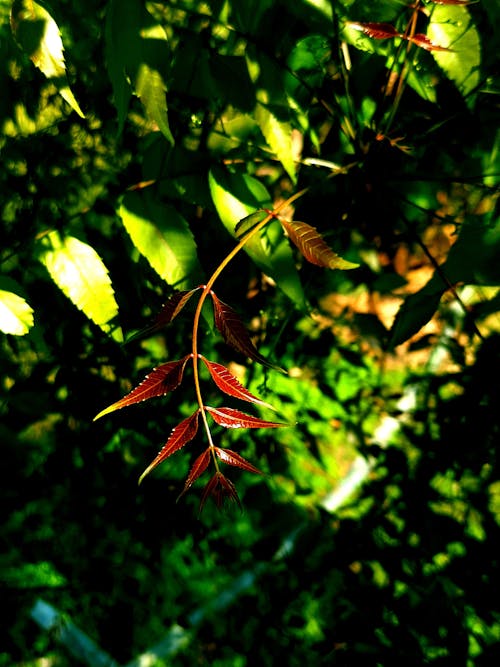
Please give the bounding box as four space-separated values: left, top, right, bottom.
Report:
210 292 283 371
206 406 286 429
200 357 276 410
280 220 359 270
94 354 191 420
139 410 200 484
178 448 212 499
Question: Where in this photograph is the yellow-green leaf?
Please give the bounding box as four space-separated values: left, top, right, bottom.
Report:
119 190 203 290
255 102 297 183
0 290 34 335
10 0 84 118
38 232 121 338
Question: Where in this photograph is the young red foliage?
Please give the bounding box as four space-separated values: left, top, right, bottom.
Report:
199 472 241 512
94 355 191 420
210 291 282 371
138 410 200 484
213 447 263 475
347 21 401 39
126 288 201 342
200 356 276 410
206 406 286 429
178 448 212 500
279 220 358 270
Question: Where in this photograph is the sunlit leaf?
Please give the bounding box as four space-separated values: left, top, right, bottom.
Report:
280 220 359 270
427 4 481 106
347 21 401 40
38 232 120 338
119 190 203 290
255 102 297 183
200 356 276 410
11 0 84 118
138 410 200 484
408 34 452 52
210 291 283 371
214 447 263 475
0 289 34 336
208 166 307 309
206 406 286 429
178 449 211 499
94 355 191 420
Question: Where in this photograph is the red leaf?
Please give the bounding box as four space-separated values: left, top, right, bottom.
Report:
94 355 191 420
127 287 201 341
138 410 200 484
178 448 212 499
280 220 359 270
428 0 473 4
206 406 286 429
214 447 263 475
199 472 241 512
408 34 452 52
347 21 401 40
200 356 276 410
210 291 283 371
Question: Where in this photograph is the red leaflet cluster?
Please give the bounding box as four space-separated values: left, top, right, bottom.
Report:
348 18 452 52
94 209 357 512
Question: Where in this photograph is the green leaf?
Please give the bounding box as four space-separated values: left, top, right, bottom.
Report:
104 0 173 142
255 102 297 183
427 4 481 106
208 166 307 309
38 231 121 339
119 190 203 289
0 289 34 335
10 0 84 118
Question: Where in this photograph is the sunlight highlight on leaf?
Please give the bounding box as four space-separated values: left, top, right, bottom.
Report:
280 220 359 270
38 232 120 338
138 410 200 484
0 290 34 336
206 406 286 429
94 355 191 420
200 357 276 410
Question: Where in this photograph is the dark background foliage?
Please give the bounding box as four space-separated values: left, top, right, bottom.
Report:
1 0 499 665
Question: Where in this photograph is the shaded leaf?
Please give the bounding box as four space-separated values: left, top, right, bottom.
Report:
408 34 452 52
347 21 401 40
94 355 191 420
178 448 211 499
11 0 85 118
280 220 359 270
206 406 286 429
138 410 200 484
210 291 282 371
119 190 203 290
214 447 263 475
105 0 173 141
199 472 241 513
234 211 268 239
429 0 474 4
388 284 445 350
200 356 276 410
128 287 201 341
38 232 120 339
0 289 34 336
